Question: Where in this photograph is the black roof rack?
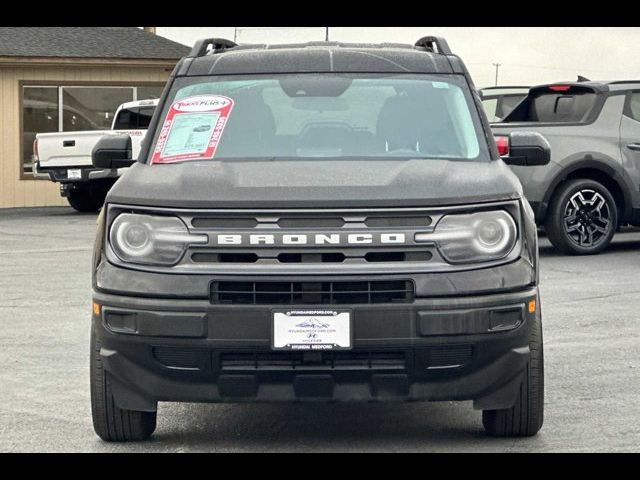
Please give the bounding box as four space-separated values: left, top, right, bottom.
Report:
189 38 238 57
414 36 452 55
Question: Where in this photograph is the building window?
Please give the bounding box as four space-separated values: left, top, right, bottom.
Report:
62 87 134 131
22 84 164 174
137 86 164 101
23 87 59 173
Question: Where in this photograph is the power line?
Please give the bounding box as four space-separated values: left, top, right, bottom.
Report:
468 61 640 77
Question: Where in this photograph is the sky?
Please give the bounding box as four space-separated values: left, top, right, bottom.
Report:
154 27 640 89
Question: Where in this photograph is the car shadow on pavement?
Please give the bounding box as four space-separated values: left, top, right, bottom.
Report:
138 402 543 452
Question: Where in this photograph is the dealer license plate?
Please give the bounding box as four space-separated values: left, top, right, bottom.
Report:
272 310 352 351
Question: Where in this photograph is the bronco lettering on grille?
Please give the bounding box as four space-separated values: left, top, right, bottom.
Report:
214 233 407 246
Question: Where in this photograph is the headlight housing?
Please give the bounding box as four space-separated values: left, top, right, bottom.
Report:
109 213 207 266
416 210 518 264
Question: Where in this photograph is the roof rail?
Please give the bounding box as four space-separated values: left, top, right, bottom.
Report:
608 79 640 85
414 36 452 55
189 38 238 57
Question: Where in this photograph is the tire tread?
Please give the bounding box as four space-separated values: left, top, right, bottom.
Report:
90 331 156 442
482 308 544 437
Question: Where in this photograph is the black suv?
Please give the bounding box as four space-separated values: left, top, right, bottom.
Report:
90 37 550 441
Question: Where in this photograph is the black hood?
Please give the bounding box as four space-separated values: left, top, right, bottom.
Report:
107 158 523 209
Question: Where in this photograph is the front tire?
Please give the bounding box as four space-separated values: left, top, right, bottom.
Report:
545 179 617 255
482 307 544 437
90 329 157 442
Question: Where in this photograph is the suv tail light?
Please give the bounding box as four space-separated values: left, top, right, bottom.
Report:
33 139 39 160
494 135 509 157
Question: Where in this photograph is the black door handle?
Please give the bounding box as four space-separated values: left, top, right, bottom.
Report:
626 143 640 151
63 140 75 147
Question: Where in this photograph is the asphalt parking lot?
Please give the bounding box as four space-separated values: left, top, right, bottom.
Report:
0 207 639 452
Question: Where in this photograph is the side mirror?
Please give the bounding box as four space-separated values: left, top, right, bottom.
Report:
499 132 551 166
92 135 134 169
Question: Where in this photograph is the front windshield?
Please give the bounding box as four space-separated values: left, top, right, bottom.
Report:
148 73 489 164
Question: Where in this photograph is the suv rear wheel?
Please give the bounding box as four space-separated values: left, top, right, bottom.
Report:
90 329 157 442
545 179 617 255
482 306 544 437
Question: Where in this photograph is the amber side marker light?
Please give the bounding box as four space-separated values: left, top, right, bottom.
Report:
528 299 536 314
93 303 101 316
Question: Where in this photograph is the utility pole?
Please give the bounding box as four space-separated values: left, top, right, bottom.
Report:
492 63 501 86
325 27 330 41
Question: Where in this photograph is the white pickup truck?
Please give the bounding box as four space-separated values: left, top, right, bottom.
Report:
33 99 158 212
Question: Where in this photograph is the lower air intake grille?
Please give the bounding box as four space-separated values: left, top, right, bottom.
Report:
429 345 474 368
220 351 406 372
153 347 202 370
211 280 414 305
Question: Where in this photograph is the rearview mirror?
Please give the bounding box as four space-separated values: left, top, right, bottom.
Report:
92 135 134 169
500 132 551 166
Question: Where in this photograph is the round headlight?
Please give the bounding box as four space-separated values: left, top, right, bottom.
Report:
124 224 150 249
109 213 207 266
416 210 518 264
475 217 510 252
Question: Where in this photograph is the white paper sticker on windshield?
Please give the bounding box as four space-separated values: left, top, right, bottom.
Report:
151 95 234 164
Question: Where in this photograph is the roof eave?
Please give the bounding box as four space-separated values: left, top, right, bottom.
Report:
0 56 182 68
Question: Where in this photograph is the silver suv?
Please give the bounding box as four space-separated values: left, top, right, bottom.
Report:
492 81 640 254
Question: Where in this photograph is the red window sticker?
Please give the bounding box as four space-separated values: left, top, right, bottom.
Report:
151 95 234 164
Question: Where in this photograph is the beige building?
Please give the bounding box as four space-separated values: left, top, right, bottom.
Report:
0 27 188 209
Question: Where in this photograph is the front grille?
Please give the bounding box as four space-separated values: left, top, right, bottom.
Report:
183 208 442 270
220 351 406 372
211 280 415 305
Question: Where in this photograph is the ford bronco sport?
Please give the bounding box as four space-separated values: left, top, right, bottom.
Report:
90 36 550 441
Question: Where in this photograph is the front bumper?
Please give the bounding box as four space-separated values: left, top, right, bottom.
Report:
92 286 539 412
